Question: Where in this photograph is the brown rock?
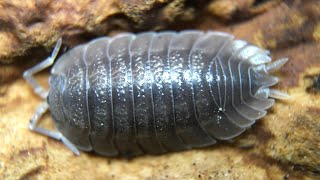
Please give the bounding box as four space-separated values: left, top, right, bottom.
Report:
0 0 203 84
0 0 200 64
0 0 320 179
207 0 282 20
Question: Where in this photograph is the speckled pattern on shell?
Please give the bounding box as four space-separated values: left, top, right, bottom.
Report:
48 30 284 157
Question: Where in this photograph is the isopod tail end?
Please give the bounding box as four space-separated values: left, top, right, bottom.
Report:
266 58 289 73
269 89 291 99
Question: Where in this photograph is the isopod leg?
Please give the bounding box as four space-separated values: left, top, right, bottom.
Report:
25 38 80 155
28 101 80 155
23 38 62 99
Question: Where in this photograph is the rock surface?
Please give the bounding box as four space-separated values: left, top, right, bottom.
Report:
1 0 320 179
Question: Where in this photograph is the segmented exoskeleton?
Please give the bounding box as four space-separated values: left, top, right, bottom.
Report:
23 30 289 157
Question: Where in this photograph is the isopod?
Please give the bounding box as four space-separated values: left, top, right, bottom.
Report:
23 30 289 158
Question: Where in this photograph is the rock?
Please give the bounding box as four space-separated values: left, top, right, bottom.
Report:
207 0 281 20
0 0 200 64
0 0 200 83
0 0 319 179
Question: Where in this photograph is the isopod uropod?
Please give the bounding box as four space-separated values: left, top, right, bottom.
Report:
23 30 289 158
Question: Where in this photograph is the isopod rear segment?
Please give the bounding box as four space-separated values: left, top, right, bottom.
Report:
23 30 289 158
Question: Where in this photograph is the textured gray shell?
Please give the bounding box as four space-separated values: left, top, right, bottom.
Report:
48 30 280 157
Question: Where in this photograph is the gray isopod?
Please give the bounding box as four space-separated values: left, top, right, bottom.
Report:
23 30 289 158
